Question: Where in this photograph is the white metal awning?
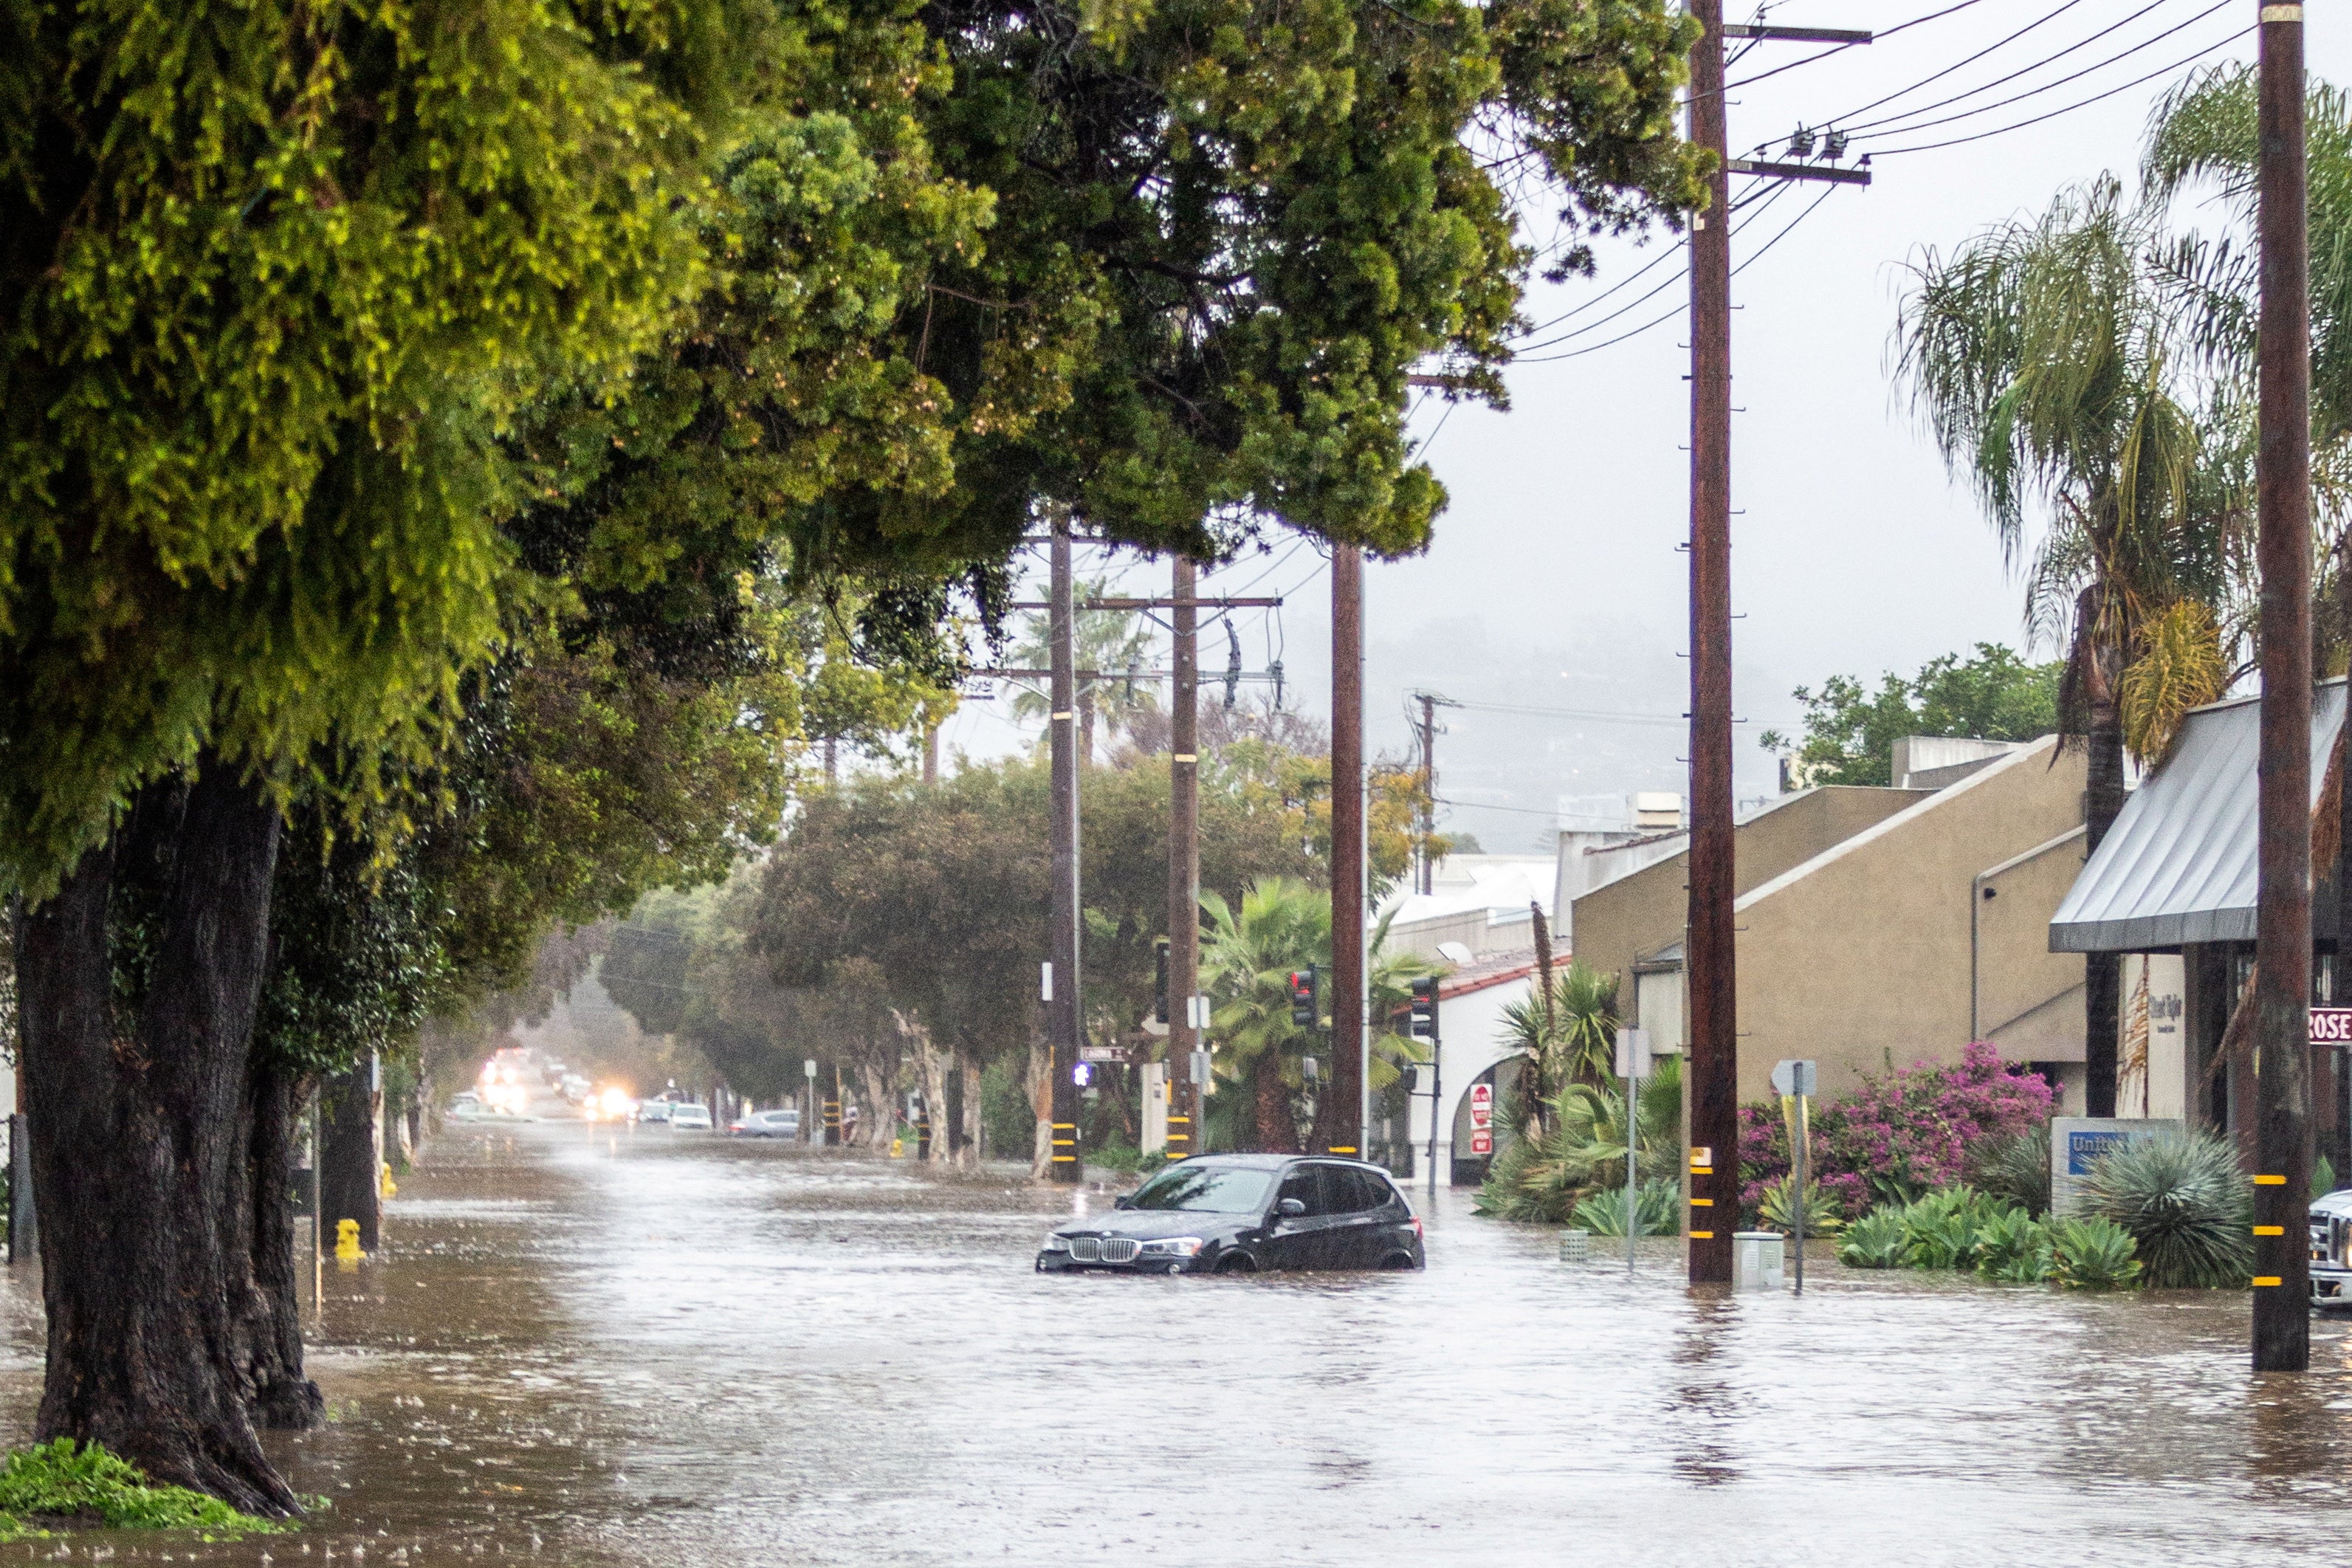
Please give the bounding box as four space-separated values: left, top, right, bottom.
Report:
2049 681 2345 953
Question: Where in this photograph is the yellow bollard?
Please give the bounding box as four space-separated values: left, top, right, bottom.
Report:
334 1217 365 1263
379 1161 398 1200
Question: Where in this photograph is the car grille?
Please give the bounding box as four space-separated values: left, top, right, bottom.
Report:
2322 1215 2352 1269
1065 1237 1141 1264
1068 1237 1099 1263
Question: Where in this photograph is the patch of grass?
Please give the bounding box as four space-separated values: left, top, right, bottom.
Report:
0 1440 296 1543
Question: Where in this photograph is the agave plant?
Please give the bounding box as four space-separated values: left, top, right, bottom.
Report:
1758 1176 1845 1237
1837 1209 1909 1269
2049 1216 2142 1290
1571 1178 1682 1237
2077 1129 2250 1288
1974 1206 2053 1283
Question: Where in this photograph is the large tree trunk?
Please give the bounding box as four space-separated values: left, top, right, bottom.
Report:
2083 681 2127 1116
233 1062 323 1430
1251 1051 1296 1153
960 1053 984 1165
17 767 298 1514
320 1053 382 1254
858 1060 894 1149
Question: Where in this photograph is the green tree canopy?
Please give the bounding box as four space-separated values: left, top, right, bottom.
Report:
1758 644 2061 788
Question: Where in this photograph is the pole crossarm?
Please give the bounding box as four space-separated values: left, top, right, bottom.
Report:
1722 24 1870 41
1727 158 1871 185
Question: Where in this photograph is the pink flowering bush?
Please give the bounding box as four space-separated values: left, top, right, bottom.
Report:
1739 1042 2054 1223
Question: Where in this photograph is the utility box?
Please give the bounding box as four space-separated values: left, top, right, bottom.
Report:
1733 1231 1784 1292
1141 1062 1168 1154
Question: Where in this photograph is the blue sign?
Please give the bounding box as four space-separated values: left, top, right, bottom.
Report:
2066 1129 2136 1176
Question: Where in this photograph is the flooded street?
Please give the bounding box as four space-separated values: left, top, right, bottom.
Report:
1 1117 2351 1564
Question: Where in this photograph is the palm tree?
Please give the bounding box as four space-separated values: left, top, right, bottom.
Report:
1008 577 1159 764
1494 961 1618 1139
1896 177 2238 1111
1198 877 1433 1152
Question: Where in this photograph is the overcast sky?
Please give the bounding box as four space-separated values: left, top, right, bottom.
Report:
933 1 2351 854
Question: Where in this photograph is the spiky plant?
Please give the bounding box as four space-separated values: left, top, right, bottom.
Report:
1836 1209 1909 1270
2076 1129 2251 1288
1758 1175 1845 1237
1974 1206 2053 1283
2049 1217 2142 1290
1970 1123 2053 1218
1570 1178 1681 1238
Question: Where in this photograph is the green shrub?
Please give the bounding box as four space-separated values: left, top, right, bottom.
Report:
2049 1217 2142 1290
1090 1143 1167 1177
1973 1206 2053 1282
1758 1175 1845 1235
1837 1208 1910 1268
1970 1124 2052 1217
2077 1130 2249 1288
2317 1153 2339 1200
0 1440 294 1541
1897 1186 2012 1270
1570 1177 1682 1237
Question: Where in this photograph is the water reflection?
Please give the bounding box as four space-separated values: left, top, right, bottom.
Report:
0 1122 2341 1564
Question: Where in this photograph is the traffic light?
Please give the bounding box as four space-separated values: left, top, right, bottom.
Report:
1409 975 1439 1041
1287 965 1319 1027
1154 937 1170 1025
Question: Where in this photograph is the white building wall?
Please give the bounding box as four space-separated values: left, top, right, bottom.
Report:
1404 974 1533 1185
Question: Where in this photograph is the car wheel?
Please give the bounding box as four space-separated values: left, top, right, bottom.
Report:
1214 1253 1257 1275
1378 1251 1418 1271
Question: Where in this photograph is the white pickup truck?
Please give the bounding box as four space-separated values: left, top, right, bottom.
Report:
2310 1189 2352 1306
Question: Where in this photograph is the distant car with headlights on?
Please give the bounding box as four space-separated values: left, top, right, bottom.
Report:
1036 1154 1424 1276
727 1108 801 1138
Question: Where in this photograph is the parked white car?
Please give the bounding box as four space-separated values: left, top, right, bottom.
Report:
669 1104 713 1131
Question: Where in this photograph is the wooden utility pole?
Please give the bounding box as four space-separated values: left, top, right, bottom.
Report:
1418 693 1438 897
1324 546 1367 1159
2253 0 2313 1372
1167 556 1202 1161
1685 0 1736 1286
1047 518 1084 1183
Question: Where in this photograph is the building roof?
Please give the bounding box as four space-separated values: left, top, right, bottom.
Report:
2049 681 2347 953
1437 948 1537 1000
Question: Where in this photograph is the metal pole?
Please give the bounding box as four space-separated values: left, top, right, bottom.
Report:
1048 516 1084 1183
1627 1066 1638 1274
1426 1024 1443 1195
1328 546 1367 1159
2253 0 2313 1372
1685 0 1736 1286
1793 1095 1808 1295
310 1105 323 1320
1169 556 1200 1163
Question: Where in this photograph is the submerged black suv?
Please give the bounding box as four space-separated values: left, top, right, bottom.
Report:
1036 1154 1426 1275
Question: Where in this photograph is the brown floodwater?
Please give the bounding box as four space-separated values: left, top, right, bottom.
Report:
0 1110 2349 1565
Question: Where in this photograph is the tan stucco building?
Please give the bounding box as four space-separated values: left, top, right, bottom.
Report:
1572 737 2091 1103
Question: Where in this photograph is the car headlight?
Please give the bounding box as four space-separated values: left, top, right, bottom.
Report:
1138 1237 1204 1257
1041 1234 1071 1253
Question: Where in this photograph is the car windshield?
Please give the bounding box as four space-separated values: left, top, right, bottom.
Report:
1125 1166 1276 1213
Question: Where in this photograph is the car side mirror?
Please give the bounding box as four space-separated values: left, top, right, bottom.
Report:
1113 1195 1135 1210
1278 1197 1307 1218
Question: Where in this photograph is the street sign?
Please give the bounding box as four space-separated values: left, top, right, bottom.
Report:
1073 1062 1093 1087
1189 1048 1211 1086
1470 1082 1493 1129
1615 1028 1653 1080
1770 1059 1818 1097
2314 1008 2352 1045
802 1059 817 1079
1470 1129 1493 1156
1078 1044 1122 1063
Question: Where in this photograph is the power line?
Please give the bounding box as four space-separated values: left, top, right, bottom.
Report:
1513 181 1798 354
1446 698 1756 726
1792 0 2094 138
1719 0 1990 94
1870 21 2251 155
1516 179 1843 363
1851 0 2235 145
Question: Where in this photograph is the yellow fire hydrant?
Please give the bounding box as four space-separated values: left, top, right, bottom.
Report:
890 1137 904 1159
379 1161 398 1200
334 1217 365 1265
